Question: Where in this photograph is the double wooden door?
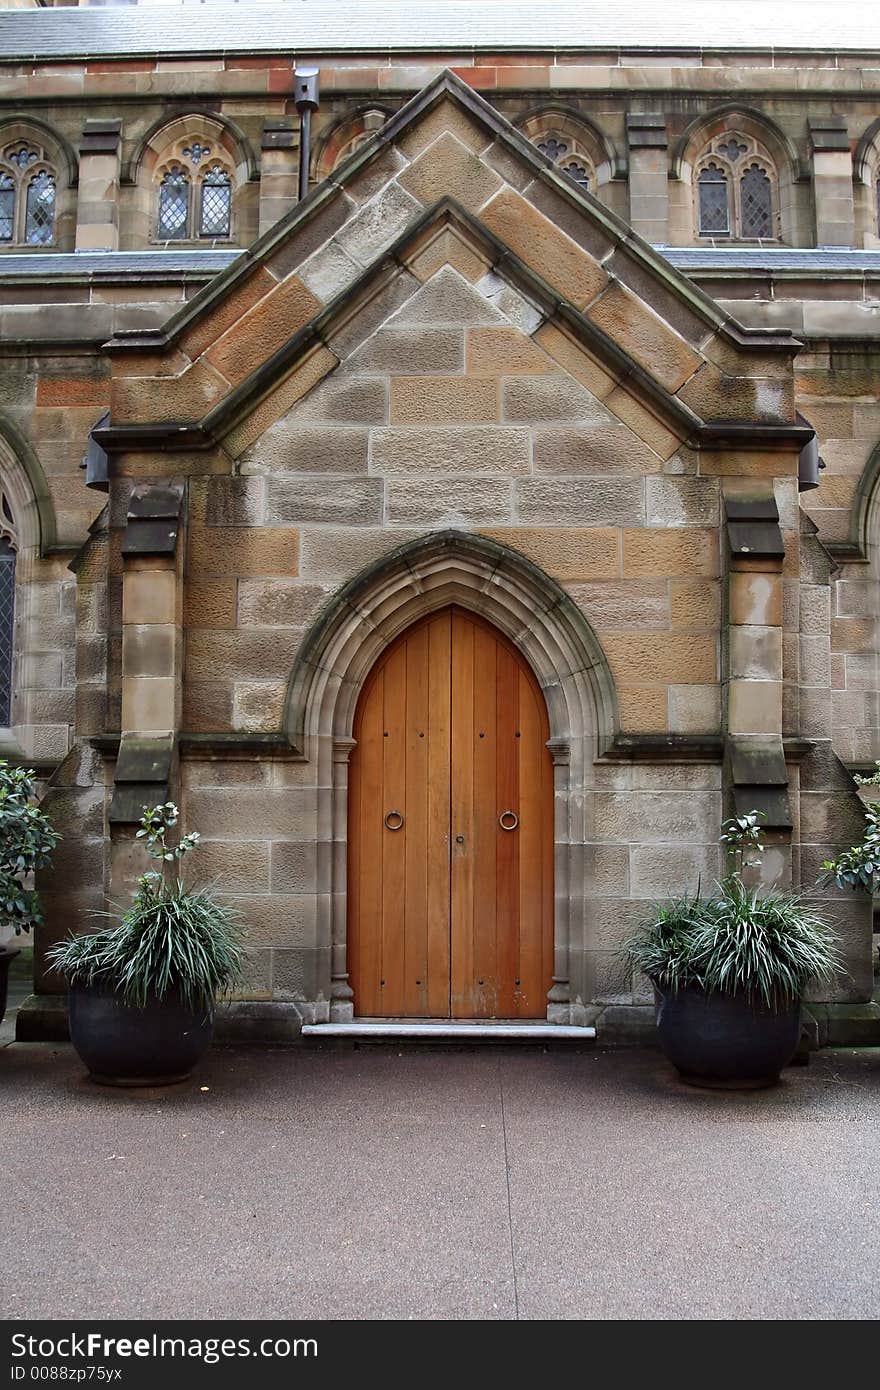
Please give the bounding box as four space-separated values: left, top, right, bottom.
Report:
348 608 553 1019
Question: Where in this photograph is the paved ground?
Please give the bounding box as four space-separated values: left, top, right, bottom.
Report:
2 1026 879 1320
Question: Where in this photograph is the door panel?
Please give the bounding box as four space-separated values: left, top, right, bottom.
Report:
348 607 552 1019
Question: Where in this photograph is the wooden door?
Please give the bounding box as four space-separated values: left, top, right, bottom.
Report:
348 608 553 1019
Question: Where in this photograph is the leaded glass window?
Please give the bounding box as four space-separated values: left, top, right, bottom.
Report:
0 538 15 728
0 174 14 243
695 131 779 241
698 164 730 234
157 166 190 240
560 159 590 190
199 166 231 237
532 130 595 192
24 170 55 245
740 164 773 239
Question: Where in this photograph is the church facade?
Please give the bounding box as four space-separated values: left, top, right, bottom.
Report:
1 5 879 1041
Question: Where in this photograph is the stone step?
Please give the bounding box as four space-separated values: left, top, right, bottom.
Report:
301 1020 596 1042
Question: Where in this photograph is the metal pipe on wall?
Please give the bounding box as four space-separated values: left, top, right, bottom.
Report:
294 67 320 202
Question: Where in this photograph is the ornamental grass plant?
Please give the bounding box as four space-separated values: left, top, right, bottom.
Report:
623 812 842 1009
49 802 246 1014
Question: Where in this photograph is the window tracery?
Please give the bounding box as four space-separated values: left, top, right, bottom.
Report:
695 132 777 240
0 141 57 247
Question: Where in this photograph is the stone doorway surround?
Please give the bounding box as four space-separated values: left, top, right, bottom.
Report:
284 529 616 1024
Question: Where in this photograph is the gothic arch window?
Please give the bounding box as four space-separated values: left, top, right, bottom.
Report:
517 111 613 198
150 130 237 243
0 490 16 727
695 132 778 240
314 108 393 183
534 132 594 190
0 140 57 247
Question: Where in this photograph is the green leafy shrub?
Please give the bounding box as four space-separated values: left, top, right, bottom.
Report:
819 761 880 893
0 760 60 936
49 802 245 1012
623 812 841 1008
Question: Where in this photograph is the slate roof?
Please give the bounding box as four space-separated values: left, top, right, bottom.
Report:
0 1 876 61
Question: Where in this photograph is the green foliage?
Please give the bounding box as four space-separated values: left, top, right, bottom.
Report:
49 803 245 1013
0 760 60 936
622 813 842 1009
819 792 880 894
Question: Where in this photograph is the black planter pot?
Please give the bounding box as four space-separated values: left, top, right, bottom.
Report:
68 982 214 1087
654 982 801 1090
0 945 20 1027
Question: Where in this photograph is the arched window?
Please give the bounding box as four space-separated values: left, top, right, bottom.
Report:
0 492 17 727
0 140 57 246
695 132 778 240
534 131 594 190
154 143 234 242
314 108 392 182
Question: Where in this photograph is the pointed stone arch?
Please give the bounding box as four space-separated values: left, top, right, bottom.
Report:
284 530 617 1024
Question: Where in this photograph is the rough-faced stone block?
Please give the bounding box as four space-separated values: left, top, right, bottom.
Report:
534 321 618 400
205 275 323 388
630 843 721 898
188 526 299 578
241 422 369 476
399 130 503 212
669 579 721 630
405 226 488 284
386 477 512 526
179 266 278 362
516 477 644 527
390 264 504 327
390 374 498 424
588 281 702 393
233 681 287 732
602 632 717 684
187 629 301 682
370 425 530 475
533 424 662 475
396 96 490 158
592 790 720 844
184 580 237 630
289 373 388 425
477 527 620 582
351 326 463 374
203 477 266 528
111 359 229 424
237 580 329 629
678 362 794 424
186 785 317 840
297 240 362 303
466 326 553 376
225 346 338 457
481 188 608 309
121 676 176 733
265 476 383 525
184 840 271 894
646 476 719 527
502 373 611 424
728 626 784 682
299 527 425 581
270 841 318 895
335 180 422 269
568 579 669 630
603 387 682 461
622 528 719 578
668 682 722 733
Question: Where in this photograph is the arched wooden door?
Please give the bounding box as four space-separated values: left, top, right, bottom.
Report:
348 607 554 1019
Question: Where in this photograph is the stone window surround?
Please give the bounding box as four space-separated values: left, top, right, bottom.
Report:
313 105 396 183
0 436 50 759
517 108 614 194
134 114 250 249
283 531 616 1026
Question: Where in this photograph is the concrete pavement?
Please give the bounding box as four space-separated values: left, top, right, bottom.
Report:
2 1035 879 1320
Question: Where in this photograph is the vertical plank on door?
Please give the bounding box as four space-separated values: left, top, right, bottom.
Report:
380 639 407 1015
404 619 430 1017
495 639 520 1017
450 611 475 1018
426 611 452 1018
471 617 498 1017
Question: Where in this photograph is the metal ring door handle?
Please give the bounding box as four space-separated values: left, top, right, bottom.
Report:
384 809 404 831
499 810 519 831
